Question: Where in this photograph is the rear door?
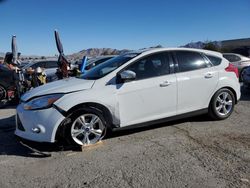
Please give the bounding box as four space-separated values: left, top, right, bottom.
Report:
173 50 218 114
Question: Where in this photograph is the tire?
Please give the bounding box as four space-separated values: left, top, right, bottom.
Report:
208 88 235 120
0 85 7 101
64 107 108 146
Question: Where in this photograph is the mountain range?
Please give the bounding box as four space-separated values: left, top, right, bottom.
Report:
67 48 130 60
182 41 221 49
0 42 219 60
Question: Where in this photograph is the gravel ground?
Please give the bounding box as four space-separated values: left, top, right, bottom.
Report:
0 89 249 188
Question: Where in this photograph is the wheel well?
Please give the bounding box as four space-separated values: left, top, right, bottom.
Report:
55 102 114 143
66 102 113 124
223 87 238 104
211 87 238 105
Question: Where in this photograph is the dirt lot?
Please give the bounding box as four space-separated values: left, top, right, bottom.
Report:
0 88 250 188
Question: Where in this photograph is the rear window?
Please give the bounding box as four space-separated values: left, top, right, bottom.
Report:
206 55 222 66
223 54 241 62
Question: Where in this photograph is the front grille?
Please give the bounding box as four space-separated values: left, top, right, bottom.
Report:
16 114 25 131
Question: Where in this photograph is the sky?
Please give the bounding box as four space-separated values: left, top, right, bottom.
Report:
0 0 250 56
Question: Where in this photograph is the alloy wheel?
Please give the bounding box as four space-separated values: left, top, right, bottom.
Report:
215 92 233 116
71 113 105 146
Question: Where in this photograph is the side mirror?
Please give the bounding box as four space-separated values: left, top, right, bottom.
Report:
118 70 136 83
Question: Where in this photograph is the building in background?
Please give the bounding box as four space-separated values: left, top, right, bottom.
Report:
221 38 250 57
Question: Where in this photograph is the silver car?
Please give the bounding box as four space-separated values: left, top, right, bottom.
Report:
22 60 58 81
223 53 250 80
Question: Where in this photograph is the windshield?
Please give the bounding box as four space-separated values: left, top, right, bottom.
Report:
81 53 139 80
22 62 34 69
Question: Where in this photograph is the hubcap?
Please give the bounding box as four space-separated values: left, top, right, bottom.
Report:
215 92 233 116
71 114 105 146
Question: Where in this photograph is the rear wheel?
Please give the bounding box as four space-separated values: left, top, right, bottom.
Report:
66 107 107 146
209 88 235 120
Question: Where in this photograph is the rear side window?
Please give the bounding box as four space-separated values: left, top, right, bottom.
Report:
206 55 222 66
176 51 207 72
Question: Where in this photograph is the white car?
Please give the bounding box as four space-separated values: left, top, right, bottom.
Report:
15 48 241 146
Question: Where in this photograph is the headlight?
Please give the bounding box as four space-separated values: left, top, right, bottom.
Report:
24 94 64 110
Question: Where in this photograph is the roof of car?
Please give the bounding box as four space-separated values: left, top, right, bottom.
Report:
223 53 250 60
22 59 58 69
127 47 223 58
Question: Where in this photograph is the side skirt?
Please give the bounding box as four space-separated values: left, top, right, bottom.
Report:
112 108 208 131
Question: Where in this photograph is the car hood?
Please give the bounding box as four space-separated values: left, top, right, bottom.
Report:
21 77 95 102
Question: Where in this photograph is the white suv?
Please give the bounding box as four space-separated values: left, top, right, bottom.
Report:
15 48 241 146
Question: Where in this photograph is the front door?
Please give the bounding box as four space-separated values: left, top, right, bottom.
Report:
116 52 177 127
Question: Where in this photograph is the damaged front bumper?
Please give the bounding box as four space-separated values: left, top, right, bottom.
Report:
15 103 65 143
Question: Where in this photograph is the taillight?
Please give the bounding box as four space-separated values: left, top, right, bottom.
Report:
225 63 239 78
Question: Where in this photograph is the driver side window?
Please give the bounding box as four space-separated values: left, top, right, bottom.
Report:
124 52 170 80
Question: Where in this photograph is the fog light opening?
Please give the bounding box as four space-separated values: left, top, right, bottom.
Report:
31 127 41 134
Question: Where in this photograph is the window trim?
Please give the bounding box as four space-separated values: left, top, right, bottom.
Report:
203 54 222 67
116 51 174 84
172 50 211 73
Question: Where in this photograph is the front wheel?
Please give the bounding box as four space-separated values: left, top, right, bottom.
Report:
66 108 107 146
209 88 235 120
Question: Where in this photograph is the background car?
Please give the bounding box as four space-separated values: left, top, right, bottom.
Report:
85 55 117 70
18 61 30 69
22 60 58 81
71 55 117 71
0 65 16 102
223 53 250 81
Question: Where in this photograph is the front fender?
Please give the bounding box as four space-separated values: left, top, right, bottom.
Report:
54 87 120 125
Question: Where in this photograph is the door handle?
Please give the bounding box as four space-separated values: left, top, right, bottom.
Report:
204 72 213 78
160 81 171 87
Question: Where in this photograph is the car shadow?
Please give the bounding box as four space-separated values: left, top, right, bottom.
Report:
0 130 80 158
0 87 249 157
0 115 81 158
107 114 210 139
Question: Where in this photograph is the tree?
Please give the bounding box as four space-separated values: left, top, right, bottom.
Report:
203 42 220 52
